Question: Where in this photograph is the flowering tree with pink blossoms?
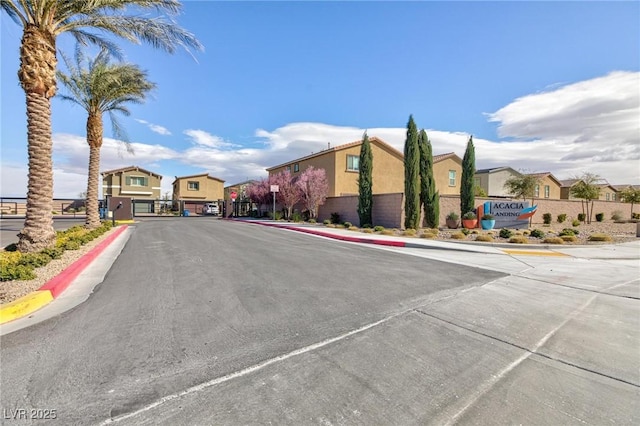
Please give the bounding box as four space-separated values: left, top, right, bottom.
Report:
271 170 301 220
296 166 329 219
246 178 271 216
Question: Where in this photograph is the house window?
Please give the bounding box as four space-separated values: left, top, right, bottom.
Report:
286 165 291 172
347 155 359 171
448 170 456 186
544 185 550 198
126 176 147 186
294 163 300 172
534 185 540 197
606 193 610 201
612 193 616 201
188 181 199 191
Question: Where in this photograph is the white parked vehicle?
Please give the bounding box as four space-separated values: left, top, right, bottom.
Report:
202 203 219 215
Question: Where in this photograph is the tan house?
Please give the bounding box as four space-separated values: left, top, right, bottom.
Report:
560 179 619 201
598 184 618 202
102 165 163 199
172 173 225 214
266 137 462 197
475 167 522 197
527 172 562 200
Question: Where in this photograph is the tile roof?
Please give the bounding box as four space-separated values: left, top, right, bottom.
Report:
172 173 225 183
101 165 162 179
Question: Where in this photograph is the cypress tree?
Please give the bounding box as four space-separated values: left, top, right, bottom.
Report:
357 132 373 227
460 135 476 215
404 115 420 229
419 129 439 228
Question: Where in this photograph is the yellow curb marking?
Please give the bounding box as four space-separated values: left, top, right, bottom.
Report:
0 290 54 325
502 249 569 257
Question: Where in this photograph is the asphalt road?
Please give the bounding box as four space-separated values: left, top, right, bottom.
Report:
1 218 638 425
0 217 87 247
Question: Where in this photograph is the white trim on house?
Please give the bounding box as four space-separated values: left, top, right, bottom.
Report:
120 191 153 195
152 187 162 190
103 185 121 188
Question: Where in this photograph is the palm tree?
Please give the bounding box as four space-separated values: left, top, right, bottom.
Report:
1 0 201 252
57 48 155 229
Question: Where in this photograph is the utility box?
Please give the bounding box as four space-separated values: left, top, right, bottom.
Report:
108 197 132 221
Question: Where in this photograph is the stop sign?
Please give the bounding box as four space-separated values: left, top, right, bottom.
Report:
230 191 237 201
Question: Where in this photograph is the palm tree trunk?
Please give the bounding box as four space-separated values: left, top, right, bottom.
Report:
85 113 103 229
16 26 57 253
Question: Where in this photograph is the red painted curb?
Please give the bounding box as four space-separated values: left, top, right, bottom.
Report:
39 225 128 299
233 220 407 248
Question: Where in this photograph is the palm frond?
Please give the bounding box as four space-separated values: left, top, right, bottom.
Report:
1 0 28 26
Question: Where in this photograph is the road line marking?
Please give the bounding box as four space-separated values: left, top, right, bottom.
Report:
100 310 408 424
502 249 569 257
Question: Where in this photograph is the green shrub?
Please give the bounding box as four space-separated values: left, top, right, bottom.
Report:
633 213 640 220
450 232 466 240
362 223 372 229
522 230 530 236
559 228 579 236
543 237 564 244
0 264 36 281
588 233 612 242
323 219 331 225
499 228 513 239
460 228 470 235
560 235 578 243
343 222 352 229
542 213 552 224
308 218 316 224
403 229 417 237
292 211 303 222
509 236 529 244
530 229 546 239
611 211 623 221
595 212 604 222
330 212 341 224
19 253 52 268
475 235 493 242
374 225 385 232
420 232 437 239
64 240 81 250
4 243 18 252
557 213 567 223
41 247 64 259
577 213 586 222
572 219 581 227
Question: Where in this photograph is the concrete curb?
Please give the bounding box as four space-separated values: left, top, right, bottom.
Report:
0 225 128 325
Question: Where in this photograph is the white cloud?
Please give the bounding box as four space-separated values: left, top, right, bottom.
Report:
184 129 240 148
135 118 172 135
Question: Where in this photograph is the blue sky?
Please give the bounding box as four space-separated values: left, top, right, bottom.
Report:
1 0 639 198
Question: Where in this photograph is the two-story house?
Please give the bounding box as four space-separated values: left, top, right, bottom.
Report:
527 172 562 200
266 137 462 197
474 167 522 197
101 166 162 213
172 173 225 214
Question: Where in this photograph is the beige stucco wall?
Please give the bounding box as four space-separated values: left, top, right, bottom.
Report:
318 193 404 228
269 152 338 196
174 176 224 200
535 176 561 200
487 170 520 197
102 171 161 199
434 157 462 195
333 144 405 196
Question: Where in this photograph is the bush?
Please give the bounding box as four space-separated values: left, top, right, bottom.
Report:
633 213 640 220
19 253 52 268
420 232 437 239
461 228 470 235
557 213 567 223
308 218 316 224
343 222 353 229
41 247 64 259
475 235 493 242
530 229 546 239
381 229 395 236
572 219 581 227
542 213 552 225
450 232 466 240
0 264 36 281
611 211 623 221
403 229 417 237
588 233 612 242
374 225 385 232
577 213 586 222
362 228 374 234
446 212 459 221
543 237 564 244
509 236 529 244
330 212 341 224
291 211 303 222
522 230 530 236
560 235 578 243
499 228 513 239
323 219 331 225
559 228 579 236
462 211 476 220
595 213 604 222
